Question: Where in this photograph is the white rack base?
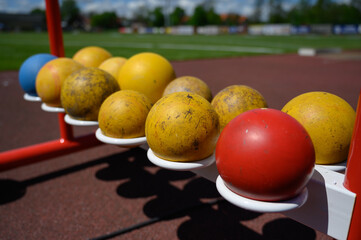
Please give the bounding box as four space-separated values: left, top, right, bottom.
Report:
140 144 356 240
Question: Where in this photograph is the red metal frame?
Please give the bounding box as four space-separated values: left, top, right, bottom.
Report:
344 89 361 240
0 0 103 172
45 0 72 141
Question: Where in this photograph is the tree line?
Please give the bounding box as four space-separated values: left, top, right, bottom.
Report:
31 0 361 30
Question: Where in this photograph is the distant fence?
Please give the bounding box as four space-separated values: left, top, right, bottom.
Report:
119 24 361 36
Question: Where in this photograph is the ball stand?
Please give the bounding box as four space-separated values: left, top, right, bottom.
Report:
145 148 309 213
95 128 147 148
140 101 360 240
145 148 308 214
23 93 41 102
316 160 347 172
145 142 310 213
147 148 215 171
41 103 65 113
216 176 308 213
142 142 356 239
64 114 98 126
180 156 356 240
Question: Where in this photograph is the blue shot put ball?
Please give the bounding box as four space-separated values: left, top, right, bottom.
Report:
18 53 57 96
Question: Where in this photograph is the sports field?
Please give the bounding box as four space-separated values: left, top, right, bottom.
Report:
1 32 361 71
1 49 361 240
1 27 361 240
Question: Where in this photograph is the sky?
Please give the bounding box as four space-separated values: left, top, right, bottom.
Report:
0 0 351 19
0 0 296 19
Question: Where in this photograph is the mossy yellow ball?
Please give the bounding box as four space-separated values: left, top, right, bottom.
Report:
61 67 120 121
211 85 268 131
98 90 152 139
163 76 213 102
145 92 220 162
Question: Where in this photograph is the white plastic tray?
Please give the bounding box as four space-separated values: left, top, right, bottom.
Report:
95 128 147 147
216 175 309 213
316 160 347 172
23 93 41 102
41 103 65 113
64 114 98 126
147 148 215 171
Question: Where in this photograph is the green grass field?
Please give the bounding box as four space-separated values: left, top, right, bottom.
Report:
1 31 361 71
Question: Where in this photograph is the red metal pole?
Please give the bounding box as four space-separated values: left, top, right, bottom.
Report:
45 0 74 140
344 89 361 240
45 0 64 58
0 133 102 172
58 112 74 140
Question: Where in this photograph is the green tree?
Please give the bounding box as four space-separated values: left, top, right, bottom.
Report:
60 0 82 28
297 0 312 24
190 4 221 26
326 3 361 24
288 0 361 24
287 5 312 25
206 7 221 25
309 0 333 23
30 8 46 29
30 8 45 15
133 5 149 24
190 5 208 26
351 0 361 12
30 8 46 21
170 6 186 25
251 0 264 23
269 0 287 23
90 12 117 29
149 7 165 27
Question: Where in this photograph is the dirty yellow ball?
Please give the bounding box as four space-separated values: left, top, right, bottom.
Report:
211 85 268 131
282 92 356 165
98 90 152 139
61 67 120 121
146 92 220 162
163 76 213 102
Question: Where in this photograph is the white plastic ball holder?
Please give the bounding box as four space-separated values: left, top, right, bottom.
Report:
316 160 347 172
216 175 309 213
64 114 98 126
147 148 215 171
95 128 147 147
23 93 41 102
41 103 65 113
